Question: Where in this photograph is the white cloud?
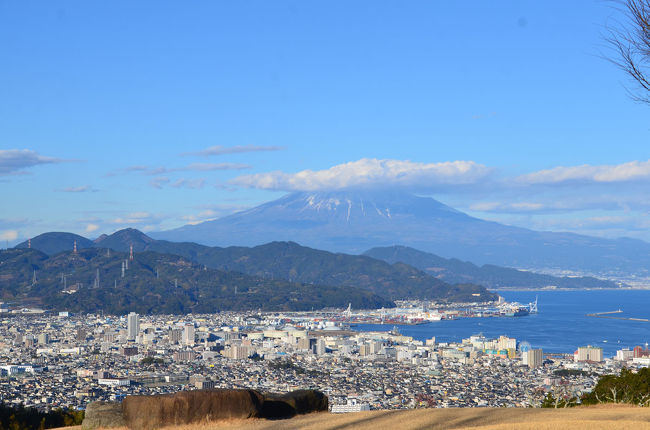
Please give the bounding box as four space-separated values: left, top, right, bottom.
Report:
518 160 650 185
111 212 153 225
585 216 631 226
0 230 18 241
61 185 93 193
464 193 650 215
72 212 175 235
105 165 149 177
114 163 251 178
0 217 29 227
470 202 545 212
180 204 251 225
179 163 250 172
528 215 650 234
230 158 492 191
0 149 66 175
171 178 205 189
150 177 170 189
150 177 207 189
181 209 219 225
181 145 285 157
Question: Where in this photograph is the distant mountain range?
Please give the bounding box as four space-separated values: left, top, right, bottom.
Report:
149 190 650 276
7 229 509 313
16 228 620 295
364 246 622 290
148 240 497 302
0 248 393 314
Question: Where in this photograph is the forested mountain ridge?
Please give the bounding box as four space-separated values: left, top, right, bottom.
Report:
14 229 499 303
0 248 394 313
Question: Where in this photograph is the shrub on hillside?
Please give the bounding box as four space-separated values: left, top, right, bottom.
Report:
0 403 83 430
582 368 650 406
542 367 650 408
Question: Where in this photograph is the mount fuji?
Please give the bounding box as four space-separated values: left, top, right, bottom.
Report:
153 190 650 275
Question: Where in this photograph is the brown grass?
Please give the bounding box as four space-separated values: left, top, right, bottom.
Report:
76 405 650 430
116 406 650 430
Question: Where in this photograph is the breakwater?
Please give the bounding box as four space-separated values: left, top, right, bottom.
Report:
586 309 650 322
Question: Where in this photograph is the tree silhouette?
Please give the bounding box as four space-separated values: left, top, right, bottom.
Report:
606 0 650 103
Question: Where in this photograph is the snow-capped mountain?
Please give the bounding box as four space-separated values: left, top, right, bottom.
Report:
153 190 650 275
237 190 462 224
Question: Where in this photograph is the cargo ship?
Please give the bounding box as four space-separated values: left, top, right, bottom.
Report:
503 305 530 317
498 297 537 317
499 302 530 317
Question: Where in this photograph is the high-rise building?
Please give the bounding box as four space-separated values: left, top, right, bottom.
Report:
616 348 634 361
127 312 139 340
314 338 327 355
497 336 517 350
182 323 195 345
369 341 384 354
297 337 314 351
359 344 371 356
575 346 603 362
168 328 183 344
225 346 249 359
633 345 650 358
526 349 543 368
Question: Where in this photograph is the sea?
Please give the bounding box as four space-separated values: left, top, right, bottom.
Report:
352 289 650 357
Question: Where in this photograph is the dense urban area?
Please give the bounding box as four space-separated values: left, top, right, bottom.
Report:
2 303 650 414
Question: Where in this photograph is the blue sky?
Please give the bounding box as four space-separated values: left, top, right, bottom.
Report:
1 1 649 244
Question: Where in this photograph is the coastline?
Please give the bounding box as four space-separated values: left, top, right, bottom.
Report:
352 290 650 356
493 287 650 292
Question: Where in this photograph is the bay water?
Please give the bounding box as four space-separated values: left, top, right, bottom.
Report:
352 290 650 357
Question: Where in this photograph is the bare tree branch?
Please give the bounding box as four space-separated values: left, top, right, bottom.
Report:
595 391 603 404
606 0 650 103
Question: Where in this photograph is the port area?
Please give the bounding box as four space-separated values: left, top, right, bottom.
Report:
293 297 539 326
586 309 650 322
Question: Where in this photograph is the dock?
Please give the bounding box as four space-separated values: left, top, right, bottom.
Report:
586 309 650 322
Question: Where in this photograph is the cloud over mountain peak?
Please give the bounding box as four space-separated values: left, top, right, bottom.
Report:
230 158 492 191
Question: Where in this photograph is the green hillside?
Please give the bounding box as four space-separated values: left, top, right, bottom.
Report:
12 229 499 304
0 248 393 313
145 241 498 302
14 232 93 255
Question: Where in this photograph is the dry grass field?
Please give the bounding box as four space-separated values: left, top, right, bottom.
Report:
78 404 650 430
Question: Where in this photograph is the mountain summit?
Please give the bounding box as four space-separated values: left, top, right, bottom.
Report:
153 190 650 274
94 227 155 251
155 190 472 250
15 232 93 255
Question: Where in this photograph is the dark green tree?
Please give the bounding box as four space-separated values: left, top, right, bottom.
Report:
582 367 650 406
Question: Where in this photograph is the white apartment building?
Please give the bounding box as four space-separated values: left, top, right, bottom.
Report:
127 312 139 340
